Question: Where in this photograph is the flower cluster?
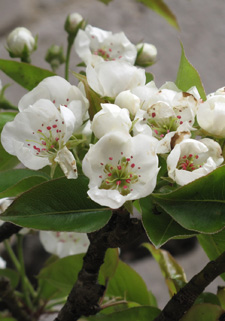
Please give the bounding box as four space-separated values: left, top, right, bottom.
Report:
1 19 225 215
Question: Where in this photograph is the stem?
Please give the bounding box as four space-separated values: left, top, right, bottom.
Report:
154 250 225 321
4 240 21 271
65 35 75 81
17 235 33 310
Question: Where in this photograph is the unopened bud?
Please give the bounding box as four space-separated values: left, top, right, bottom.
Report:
136 43 157 67
64 13 85 36
6 27 37 62
115 90 141 117
45 45 65 72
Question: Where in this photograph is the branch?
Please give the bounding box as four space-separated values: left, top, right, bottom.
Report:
0 277 31 321
154 250 225 321
54 209 144 321
0 222 22 242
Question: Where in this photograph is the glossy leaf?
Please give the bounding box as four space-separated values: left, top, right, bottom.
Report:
0 175 112 232
38 254 84 299
87 306 160 321
151 165 225 233
141 196 197 247
0 59 55 90
137 0 179 29
180 303 224 321
0 169 49 198
0 143 19 172
143 243 187 297
198 229 225 280
176 43 206 100
106 260 150 305
145 72 154 84
99 249 119 283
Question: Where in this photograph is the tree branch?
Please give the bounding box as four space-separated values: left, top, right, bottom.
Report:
154 251 225 321
0 222 22 243
0 277 31 321
54 209 144 321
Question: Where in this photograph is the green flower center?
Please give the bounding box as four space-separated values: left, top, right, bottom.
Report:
177 154 202 171
99 155 140 196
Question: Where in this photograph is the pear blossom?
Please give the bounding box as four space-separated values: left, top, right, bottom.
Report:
6 27 36 59
18 76 89 131
74 24 137 66
115 90 141 117
91 104 132 139
39 231 89 258
0 257 6 269
86 61 145 98
136 42 157 67
197 95 225 138
64 13 84 34
167 138 223 186
1 100 78 178
82 132 159 209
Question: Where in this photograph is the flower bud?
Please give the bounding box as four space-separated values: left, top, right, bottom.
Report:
115 90 141 117
45 44 65 72
135 42 157 67
64 12 85 36
6 27 37 62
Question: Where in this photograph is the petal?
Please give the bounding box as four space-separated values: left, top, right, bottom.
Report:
55 146 78 179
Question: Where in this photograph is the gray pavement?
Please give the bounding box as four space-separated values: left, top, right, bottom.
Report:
0 0 225 318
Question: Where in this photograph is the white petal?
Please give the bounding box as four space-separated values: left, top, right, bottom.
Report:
55 146 78 179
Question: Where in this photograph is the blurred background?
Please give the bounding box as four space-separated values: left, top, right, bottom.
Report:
0 0 225 312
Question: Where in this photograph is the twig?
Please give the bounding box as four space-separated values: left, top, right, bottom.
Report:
54 209 144 321
154 251 225 321
0 222 22 242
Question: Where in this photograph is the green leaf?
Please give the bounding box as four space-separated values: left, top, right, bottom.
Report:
180 303 224 321
145 72 154 84
0 268 19 288
176 43 206 100
72 72 104 119
198 229 225 280
137 0 179 29
106 260 150 305
217 287 225 309
0 318 16 321
0 112 17 131
0 143 19 172
0 175 112 232
0 59 55 90
143 243 187 297
99 249 119 283
140 196 197 247
0 169 49 198
195 292 221 306
38 254 84 299
87 306 161 321
151 165 225 233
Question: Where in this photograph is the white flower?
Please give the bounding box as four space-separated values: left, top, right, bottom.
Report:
167 138 223 186
136 42 157 66
65 13 84 34
1 100 78 178
115 90 141 117
0 198 29 234
0 257 6 269
82 132 159 209
18 76 89 131
39 231 89 258
207 87 225 98
86 61 146 98
91 103 132 139
74 24 137 66
6 27 36 58
197 95 225 138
